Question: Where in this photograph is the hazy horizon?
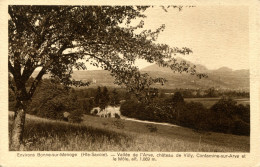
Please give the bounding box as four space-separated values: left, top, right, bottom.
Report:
68 57 249 71
78 6 249 71
34 6 249 72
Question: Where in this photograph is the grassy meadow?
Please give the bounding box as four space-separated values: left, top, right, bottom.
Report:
9 112 249 152
184 98 250 108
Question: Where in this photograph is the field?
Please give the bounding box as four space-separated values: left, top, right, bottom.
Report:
184 98 250 108
9 112 249 152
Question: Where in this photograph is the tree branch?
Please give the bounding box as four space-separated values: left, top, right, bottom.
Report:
21 55 38 82
13 52 21 78
8 60 15 76
28 59 53 98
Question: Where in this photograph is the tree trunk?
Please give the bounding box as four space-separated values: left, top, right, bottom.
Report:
10 101 26 151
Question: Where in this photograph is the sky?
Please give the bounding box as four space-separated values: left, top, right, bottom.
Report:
87 6 249 70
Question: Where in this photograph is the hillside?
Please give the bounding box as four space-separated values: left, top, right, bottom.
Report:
141 64 249 90
32 61 249 90
9 112 250 152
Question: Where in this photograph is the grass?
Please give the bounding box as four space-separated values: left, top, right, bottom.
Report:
9 113 249 152
184 98 250 108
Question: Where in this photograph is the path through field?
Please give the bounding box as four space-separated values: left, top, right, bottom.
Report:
121 116 180 127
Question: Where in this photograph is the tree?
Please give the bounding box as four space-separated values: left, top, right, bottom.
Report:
8 6 202 150
26 79 80 120
171 92 185 121
99 87 110 110
206 87 216 97
110 89 120 106
94 86 102 106
172 92 184 105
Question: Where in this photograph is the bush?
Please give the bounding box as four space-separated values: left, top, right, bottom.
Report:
92 109 98 115
112 120 124 129
27 79 81 121
235 104 250 124
78 99 94 115
231 119 250 136
179 102 211 131
68 109 83 123
120 99 140 118
171 92 184 105
115 113 120 119
210 97 250 135
146 125 158 133
121 95 250 136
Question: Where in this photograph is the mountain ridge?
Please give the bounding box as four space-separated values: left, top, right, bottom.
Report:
32 62 249 90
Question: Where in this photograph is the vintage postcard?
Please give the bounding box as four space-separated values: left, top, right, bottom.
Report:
0 0 259 166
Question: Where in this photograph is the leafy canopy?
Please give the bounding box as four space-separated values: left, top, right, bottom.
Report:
8 6 203 101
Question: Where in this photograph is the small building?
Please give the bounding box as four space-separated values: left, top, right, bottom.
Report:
90 106 120 118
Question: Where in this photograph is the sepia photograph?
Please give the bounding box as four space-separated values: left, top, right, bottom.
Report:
2 1 260 166
7 5 251 153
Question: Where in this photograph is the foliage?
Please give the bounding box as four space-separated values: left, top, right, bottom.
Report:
68 109 84 123
110 89 120 106
94 86 102 106
210 97 250 135
120 98 140 118
92 109 99 115
178 102 211 131
78 98 94 114
100 86 110 110
27 79 83 122
9 6 198 105
206 87 217 97
171 91 184 105
6 5 209 148
115 113 121 119
120 96 250 136
159 88 249 98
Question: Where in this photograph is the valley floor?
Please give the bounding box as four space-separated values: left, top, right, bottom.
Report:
9 112 249 152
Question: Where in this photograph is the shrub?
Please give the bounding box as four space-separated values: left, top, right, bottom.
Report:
179 102 211 131
210 97 250 135
171 91 184 105
115 113 120 119
120 99 140 117
235 104 250 124
210 97 237 118
68 109 83 123
112 120 124 129
92 109 98 115
78 99 94 115
27 79 81 121
121 95 250 136
231 119 250 136
146 124 158 133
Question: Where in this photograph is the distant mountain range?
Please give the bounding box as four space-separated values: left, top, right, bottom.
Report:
140 64 249 90
33 61 249 91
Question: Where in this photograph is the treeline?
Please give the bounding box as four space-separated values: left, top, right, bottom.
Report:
159 88 249 98
9 77 250 135
120 92 250 136
9 78 123 122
